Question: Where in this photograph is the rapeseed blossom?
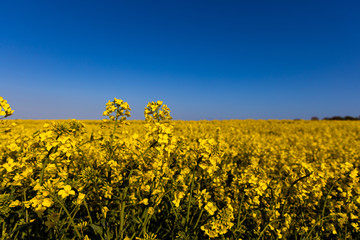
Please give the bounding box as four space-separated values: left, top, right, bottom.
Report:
103 97 131 122
0 96 14 118
1 96 359 239
58 185 75 199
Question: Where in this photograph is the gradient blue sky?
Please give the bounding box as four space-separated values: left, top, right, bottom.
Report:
1 1 359 120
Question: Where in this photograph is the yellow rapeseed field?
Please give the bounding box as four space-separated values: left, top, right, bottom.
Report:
1 96 359 239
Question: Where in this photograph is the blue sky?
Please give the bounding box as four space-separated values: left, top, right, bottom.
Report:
1 0 359 120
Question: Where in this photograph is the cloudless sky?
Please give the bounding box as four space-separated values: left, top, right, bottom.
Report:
1 0 359 120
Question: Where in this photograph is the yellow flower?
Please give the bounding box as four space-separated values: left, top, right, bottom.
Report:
2 158 16 172
0 96 14 118
42 198 53 207
58 185 75 199
102 206 109 218
8 143 19 152
76 193 86 205
172 191 185 208
9 200 22 208
103 185 113 199
139 198 149 205
204 201 217 215
77 221 88 229
114 98 123 105
103 98 131 121
352 222 359 231
148 207 155 215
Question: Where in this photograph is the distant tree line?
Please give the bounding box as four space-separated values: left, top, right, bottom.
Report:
311 116 360 121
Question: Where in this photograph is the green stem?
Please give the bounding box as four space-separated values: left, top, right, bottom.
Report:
303 215 332 240
108 116 118 183
39 147 55 185
193 208 204 230
257 219 281 240
53 194 82 239
237 192 245 230
119 199 126 239
119 166 133 240
281 172 312 218
110 116 118 146
23 189 29 224
83 199 93 224
140 209 151 237
320 179 338 229
185 168 196 234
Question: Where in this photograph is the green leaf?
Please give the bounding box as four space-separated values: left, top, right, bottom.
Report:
90 223 103 236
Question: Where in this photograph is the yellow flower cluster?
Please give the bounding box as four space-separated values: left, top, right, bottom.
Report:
103 97 131 122
0 96 14 118
1 97 360 239
144 100 172 122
